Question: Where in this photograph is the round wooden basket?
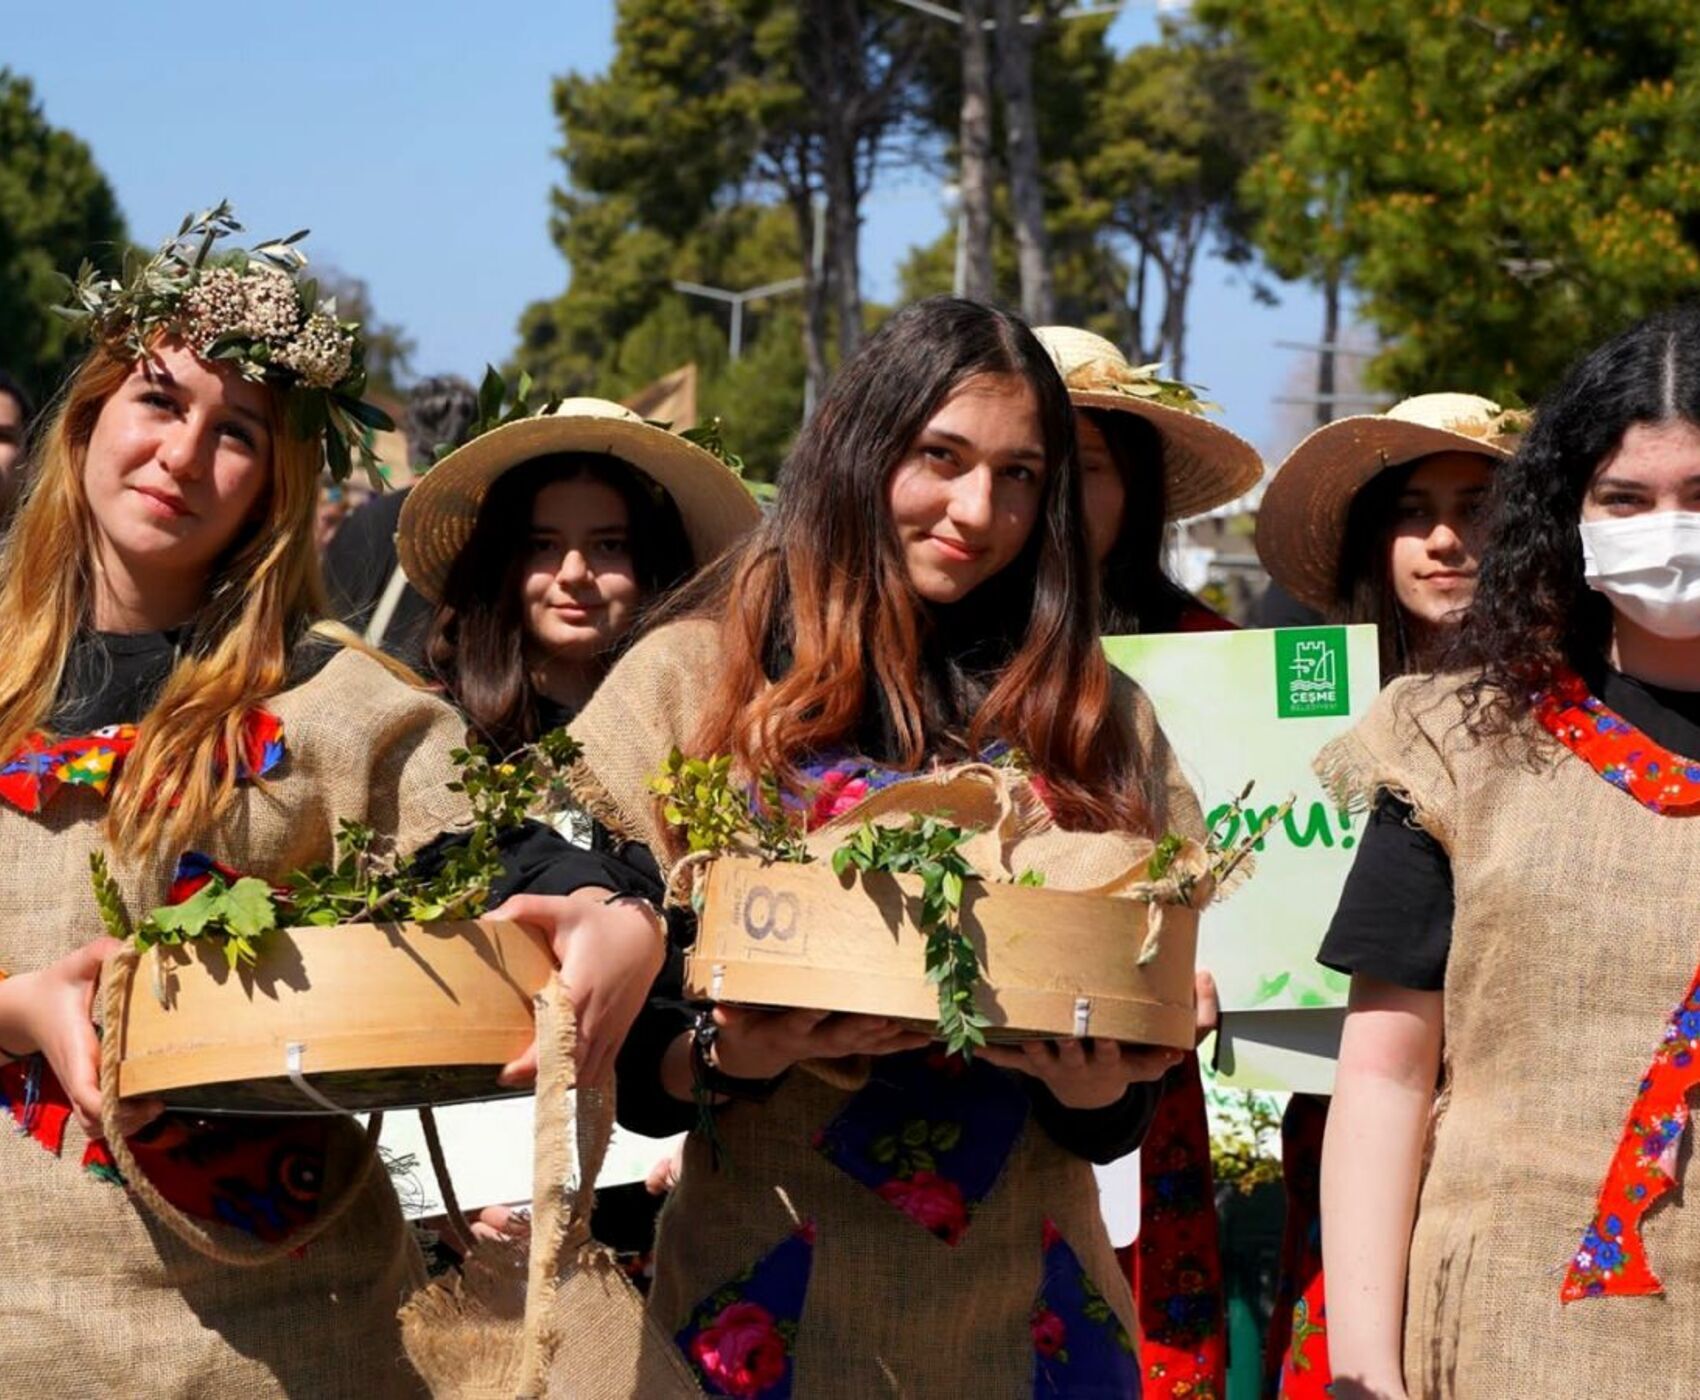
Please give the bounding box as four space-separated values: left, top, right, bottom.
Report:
685 856 1198 1049
104 918 556 1113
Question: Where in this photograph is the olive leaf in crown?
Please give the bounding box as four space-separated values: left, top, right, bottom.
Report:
56 200 395 487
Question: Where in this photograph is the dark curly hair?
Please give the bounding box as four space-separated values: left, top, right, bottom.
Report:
1454 304 1700 741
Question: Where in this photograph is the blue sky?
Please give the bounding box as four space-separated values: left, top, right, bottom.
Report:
11 1 1327 458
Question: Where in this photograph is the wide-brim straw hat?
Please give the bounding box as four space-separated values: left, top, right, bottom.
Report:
1254 392 1525 614
397 397 762 603
1035 325 1265 520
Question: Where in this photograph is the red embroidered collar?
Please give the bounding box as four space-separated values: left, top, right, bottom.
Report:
1532 665 1700 813
0 709 285 815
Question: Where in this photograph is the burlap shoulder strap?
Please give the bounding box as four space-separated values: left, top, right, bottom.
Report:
565 619 722 872
1313 672 1484 851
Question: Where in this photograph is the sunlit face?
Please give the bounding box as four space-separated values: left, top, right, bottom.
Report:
520 475 643 664
886 373 1048 604
83 339 274 588
1580 419 1700 521
1078 411 1129 565
1385 451 1493 630
0 390 24 492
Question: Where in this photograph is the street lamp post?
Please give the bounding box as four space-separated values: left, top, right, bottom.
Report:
672 276 808 360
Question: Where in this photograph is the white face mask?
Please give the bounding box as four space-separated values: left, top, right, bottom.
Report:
1580 510 1700 639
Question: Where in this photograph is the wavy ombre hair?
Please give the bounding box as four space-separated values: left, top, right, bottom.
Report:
682 296 1154 834
0 338 326 857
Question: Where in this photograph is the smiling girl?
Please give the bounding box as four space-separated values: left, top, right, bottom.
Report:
541 297 1200 1398
400 398 758 755
0 212 665 1396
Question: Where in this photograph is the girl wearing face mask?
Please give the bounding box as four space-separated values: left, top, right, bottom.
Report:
400 401 758 755
538 298 1199 1398
0 213 667 1396
1036 324 1264 1398
1315 305 1700 1398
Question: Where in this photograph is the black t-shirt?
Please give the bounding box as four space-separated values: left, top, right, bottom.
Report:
51 629 182 731
320 487 435 674
1319 664 1700 991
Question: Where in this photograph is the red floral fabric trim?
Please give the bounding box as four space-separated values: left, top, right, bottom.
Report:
1532 668 1700 1301
0 708 285 815
1131 1054 1226 1400
1533 665 1700 812
1270 1094 1333 1397
1563 965 1700 1301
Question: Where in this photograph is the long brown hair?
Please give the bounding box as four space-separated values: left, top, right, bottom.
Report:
428 452 693 753
0 338 327 857
1333 459 1424 678
674 296 1154 834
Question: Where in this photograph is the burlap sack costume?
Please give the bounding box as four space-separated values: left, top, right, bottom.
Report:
1320 674 1700 1399
0 647 470 1398
568 618 1205 1399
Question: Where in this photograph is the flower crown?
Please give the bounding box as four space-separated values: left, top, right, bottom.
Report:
1063 356 1221 416
57 201 394 484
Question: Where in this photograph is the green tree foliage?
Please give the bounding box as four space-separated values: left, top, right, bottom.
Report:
0 70 127 401
517 201 808 478
1216 0 1700 399
515 0 930 475
903 13 1265 378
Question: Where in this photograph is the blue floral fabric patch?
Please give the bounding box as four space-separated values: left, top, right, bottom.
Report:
812 1048 1029 1246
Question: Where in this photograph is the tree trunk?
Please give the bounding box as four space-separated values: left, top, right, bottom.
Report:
1316 266 1341 426
793 187 831 414
814 0 864 365
991 0 1052 324
958 0 994 301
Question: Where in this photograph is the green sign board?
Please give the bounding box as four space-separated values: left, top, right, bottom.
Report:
1103 625 1380 1037
1274 626 1351 719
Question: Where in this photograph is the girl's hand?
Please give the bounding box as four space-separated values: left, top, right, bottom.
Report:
1195 969 1221 1047
976 1038 1182 1110
645 1143 683 1196
492 890 667 1088
710 1006 931 1082
0 938 163 1140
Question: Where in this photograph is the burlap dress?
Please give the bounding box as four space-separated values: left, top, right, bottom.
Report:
568 619 1205 1400
0 644 470 1398
1321 674 1700 1398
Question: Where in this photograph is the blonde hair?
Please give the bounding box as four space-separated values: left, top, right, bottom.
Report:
0 340 329 858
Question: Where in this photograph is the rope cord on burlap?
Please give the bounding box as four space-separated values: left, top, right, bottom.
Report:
421 1104 477 1259
97 946 384 1268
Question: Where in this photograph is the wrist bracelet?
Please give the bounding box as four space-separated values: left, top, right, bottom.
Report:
689 1009 787 1104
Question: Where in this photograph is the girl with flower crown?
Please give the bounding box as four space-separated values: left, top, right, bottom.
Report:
0 209 666 1396
542 296 1199 1398
1317 306 1700 1396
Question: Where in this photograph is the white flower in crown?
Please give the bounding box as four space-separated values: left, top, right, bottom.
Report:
277 311 356 391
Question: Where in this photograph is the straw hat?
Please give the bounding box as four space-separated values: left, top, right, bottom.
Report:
397 397 762 604
1254 392 1525 614
1035 325 1264 520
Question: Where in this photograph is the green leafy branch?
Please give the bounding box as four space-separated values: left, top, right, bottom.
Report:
1146 781 1294 908
832 816 989 1057
90 730 583 969
432 365 562 464
650 748 805 863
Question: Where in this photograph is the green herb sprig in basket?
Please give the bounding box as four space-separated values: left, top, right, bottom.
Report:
90 730 582 969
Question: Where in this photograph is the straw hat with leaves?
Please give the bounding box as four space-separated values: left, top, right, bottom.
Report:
397 374 762 604
1035 325 1264 521
1254 393 1527 614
